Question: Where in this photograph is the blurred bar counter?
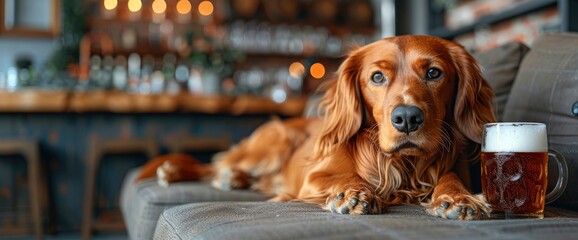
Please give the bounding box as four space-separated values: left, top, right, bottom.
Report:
0 90 308 116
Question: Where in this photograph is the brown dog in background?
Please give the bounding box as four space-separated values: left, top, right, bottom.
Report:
136 35 496 220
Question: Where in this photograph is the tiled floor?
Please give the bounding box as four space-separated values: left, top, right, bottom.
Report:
0 233 128 240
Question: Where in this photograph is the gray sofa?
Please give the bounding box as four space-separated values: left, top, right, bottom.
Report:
120 32 578 240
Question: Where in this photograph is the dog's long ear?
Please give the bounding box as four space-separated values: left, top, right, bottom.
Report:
312 50 364 160
449 45 496 144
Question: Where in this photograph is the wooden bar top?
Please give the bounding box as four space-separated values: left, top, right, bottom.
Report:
0 90 308 116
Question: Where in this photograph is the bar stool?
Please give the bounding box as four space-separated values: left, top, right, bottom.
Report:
82 137 158 240
0 140 43 240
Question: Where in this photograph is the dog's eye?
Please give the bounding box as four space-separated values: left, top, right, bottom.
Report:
371 72 386 85
426 68 443 80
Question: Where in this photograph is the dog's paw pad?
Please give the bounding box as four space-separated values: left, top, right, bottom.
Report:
218 178 233 191
326 187 382 215
427 194 490 220
212 169 252 191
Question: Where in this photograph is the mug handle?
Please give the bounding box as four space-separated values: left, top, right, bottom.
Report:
545 149 569 204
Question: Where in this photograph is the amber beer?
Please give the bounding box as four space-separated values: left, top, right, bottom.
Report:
481 152 548 214
481 122 556 219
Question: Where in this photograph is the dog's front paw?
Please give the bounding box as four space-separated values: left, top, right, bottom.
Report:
211 169 252 191
325 184 384 215
426 193 490 220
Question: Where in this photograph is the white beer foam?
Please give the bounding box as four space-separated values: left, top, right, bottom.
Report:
482 123 548 152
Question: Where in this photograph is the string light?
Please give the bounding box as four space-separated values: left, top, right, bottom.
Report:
310 63 326 79
176 0 192 15
152 0 167 14
128 0 142 12
198 1 214 16
103 0 118 10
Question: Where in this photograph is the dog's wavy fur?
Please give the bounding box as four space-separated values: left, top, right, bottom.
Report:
137 35 496 220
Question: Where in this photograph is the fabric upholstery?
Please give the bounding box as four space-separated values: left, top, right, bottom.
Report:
120 169 269 240
502 32 578 210
154 202 578 240
474 41 530 121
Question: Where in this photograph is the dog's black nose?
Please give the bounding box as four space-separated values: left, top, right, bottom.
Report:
391 105 424 134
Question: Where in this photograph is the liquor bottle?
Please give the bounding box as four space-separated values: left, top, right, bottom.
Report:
101 56 114 89
112 56 128 91
127 53 141 93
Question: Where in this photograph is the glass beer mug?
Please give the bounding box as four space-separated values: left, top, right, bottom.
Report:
481 122 568 219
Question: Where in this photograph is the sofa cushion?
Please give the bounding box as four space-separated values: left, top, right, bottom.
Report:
473 41 530 121
120 168 269 240
153 202 578 240
502 32 578 210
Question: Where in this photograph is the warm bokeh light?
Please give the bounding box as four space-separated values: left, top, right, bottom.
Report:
104 0 118 10
128 0 142 12
198 1 214 16
310 63 326 79
152 0 167 14
288 62 305 78
176 0 192 14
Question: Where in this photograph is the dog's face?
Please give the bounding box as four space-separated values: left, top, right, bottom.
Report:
358 36 460 156
315 35 495 159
